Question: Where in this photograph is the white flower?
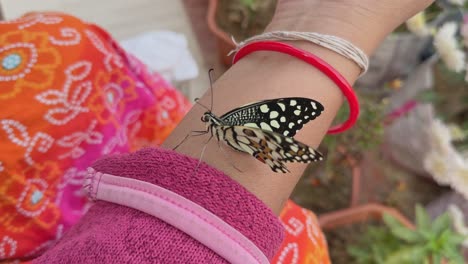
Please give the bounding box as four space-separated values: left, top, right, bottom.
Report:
448 124 466 141
406 12 431 36
424 150 454 184
449 155 468 198
424 119 468 189
434 22 466 73
448 0 466 6
448 204 468 248
429 119 456 155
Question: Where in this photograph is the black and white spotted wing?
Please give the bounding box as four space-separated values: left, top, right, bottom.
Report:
219 97 324 137
212 125 323 173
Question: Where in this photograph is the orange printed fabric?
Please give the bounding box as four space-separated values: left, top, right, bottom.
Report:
0 12 190 261
273 200 331 264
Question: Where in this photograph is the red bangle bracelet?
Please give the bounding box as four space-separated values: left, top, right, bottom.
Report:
231 41 359 134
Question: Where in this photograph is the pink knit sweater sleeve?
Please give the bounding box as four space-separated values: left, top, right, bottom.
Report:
34 148 284 263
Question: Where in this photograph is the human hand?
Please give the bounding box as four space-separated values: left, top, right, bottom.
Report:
267 0 435 54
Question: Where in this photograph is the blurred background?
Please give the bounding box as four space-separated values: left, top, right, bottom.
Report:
0 0 467 263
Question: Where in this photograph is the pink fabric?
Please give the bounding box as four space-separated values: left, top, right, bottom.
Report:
34 147 284 263
84 168 269 264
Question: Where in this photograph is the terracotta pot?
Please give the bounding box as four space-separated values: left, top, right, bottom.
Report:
318 203 414 230
207 0 236 67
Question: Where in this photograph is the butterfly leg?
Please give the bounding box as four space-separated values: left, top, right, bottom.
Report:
173 129 208 150
193 134 214 176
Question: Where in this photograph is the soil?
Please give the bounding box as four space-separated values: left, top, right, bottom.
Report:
216 0 277 41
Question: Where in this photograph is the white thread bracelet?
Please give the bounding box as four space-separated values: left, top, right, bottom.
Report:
228 31 369 76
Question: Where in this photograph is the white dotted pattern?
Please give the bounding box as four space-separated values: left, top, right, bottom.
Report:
276 243 299 264
85 29 123 71
16 179 50 217
0 119 54 165
0 236 17 259
283 217 305 236
56 120 103 159
35 61 92 125
49 27 81 46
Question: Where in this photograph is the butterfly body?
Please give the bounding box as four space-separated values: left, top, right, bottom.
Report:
201 97 324 173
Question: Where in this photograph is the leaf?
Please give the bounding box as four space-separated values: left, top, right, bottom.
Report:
0 119 30 147
65 61 92 81
417 90 439 103
443 247 465 264
383 213 405 229
68 81 92 105
432 213 451 235
57 132 83 147
384 214 420 242
35 89 64 105
45 107 79 125
447 233 466 246
384 246 426 264
432 253 442 264
416 204 431 232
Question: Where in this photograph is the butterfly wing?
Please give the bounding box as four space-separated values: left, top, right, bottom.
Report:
217 125 323 173
219 97 324 137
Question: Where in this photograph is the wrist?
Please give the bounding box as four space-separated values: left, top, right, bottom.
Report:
266 2 390 56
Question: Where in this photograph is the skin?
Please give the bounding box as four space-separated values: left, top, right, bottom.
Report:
162 0 434 214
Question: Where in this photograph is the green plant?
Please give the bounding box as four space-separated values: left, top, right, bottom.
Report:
224 0 277 32
239 0 257 11
322 93 386 177
348 225 402 264
348 205 466 264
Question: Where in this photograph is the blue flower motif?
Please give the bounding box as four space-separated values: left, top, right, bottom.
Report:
31 190 44 205
2 53 22 70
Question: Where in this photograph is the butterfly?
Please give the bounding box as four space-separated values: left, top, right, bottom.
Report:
200 97 325 173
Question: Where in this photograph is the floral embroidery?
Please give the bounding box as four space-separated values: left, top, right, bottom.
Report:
35 61 92 125
89 68 137 125
0 12 194 261
0 31 61 99
56 120 103 159
272 201 331 264
276 243 299 264
0 236 17 259
0 162 61 234
55 168 88 205
283 217 305 237
49 27 81 46
84 29 123 71
0 13 63 30
141 87 189 145
0 119 54 165
102 110 142 155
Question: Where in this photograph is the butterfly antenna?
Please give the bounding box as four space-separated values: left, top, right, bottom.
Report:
208 69 215 112
194 97 211 112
